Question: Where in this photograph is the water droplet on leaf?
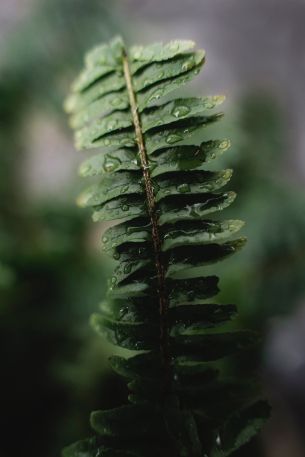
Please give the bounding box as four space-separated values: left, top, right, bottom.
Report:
111 97 123 107
177 183 190 193
124 264 132 274
172 105 190 118
182 60 193 71
166 134 183 144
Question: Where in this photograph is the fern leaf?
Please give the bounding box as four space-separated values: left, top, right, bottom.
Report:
64 36 269 457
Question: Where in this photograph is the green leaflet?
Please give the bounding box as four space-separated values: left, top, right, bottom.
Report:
78 172 143 207
75 110 133 148
166 238 247 279
76 127 135 150
62 437 101 457
79 148 139 177
70 91 129 130
85 36 124 68
155 169 233 201
168 304 238 333
141 96 225 132
90 404 164 438
137 64 204 111
150 140 231 175
172 331 257 362
158 192 237 225
162 220 244 251
112 257 152 284
144 114 223 154
110 353 163 380
130 40 197 69
210 401 270 457
65 72 126 114
64 36 267 457
133 52 205 92
72 64 115 93
92 196 147 222
101 219 151 253
91 313 158 350
107 280 151 299
168 276 220 305
100 296 158 323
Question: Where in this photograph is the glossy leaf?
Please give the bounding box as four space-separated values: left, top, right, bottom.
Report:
142 96 225 132
166 238 247 278
70 91 129 130
145 114 223 154
150 140 231 177
64 36 265 457
155 169 233 201
90 404 164 438
78 172 143 208
92 196 147 222
133 52 204 92
79 148 139 177
158 192 237 225
102 219 151 253
162 220 244 251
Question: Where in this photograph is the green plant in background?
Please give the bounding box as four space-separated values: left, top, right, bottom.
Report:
217 93 305 329
0 2 122 456
64 37 269 457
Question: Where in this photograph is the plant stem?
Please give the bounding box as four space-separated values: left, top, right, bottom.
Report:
122 50 170 390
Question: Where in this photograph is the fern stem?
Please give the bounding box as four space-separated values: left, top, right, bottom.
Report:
122 50 170 390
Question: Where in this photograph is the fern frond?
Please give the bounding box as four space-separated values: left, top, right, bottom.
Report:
64 37 269 457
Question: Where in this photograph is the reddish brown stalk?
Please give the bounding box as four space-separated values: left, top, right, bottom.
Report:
122 51 170 389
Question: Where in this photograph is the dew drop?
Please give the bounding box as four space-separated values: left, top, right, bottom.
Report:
182 60 193 71
111 97 122 107
177 183 190 193
102 236 108 243
171 105 190 118
121 138 134 147
169 42 179 51
124 264 132 274
103 159 118 172
104 139 110 146
219 140 230 149
107 120 118 131
122 185 130 193
166 134 183 144
113 252 120 260
122 204 129 211
216 434 222 447
205 101 215 109
79 163 91 175
148 90 162 102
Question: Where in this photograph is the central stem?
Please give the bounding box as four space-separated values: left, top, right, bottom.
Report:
122 51 170 389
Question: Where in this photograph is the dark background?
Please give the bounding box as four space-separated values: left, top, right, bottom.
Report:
1 1 305 456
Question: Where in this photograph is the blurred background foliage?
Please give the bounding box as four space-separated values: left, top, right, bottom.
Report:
1 0 305 456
